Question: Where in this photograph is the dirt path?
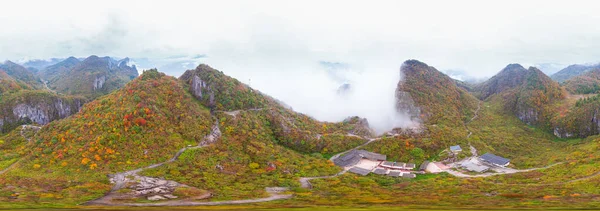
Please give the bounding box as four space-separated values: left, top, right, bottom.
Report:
20 125 41 144
445 162 564 178
465 101 481 139
220 108 265 118
0 159 22 175
1 125 41 175
41 80 57 94
468 101 482 124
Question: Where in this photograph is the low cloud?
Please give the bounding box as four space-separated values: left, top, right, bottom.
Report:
203 54 418 134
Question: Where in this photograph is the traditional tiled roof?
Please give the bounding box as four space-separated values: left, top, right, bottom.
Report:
333 151 361 167
348 167 371 176
373 168 387 175
419 161 430 171
388 171 402 177
333 150 387 167
356 150 386 160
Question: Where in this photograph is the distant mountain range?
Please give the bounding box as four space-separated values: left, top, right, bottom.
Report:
0 55 138 133
550 63 600 82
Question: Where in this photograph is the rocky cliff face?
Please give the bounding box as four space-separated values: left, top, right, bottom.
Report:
190 74 215 107
551 100 600 138
93 75 106 90
0 92 85 133
342 116 375 137
395 88 423 123
515 106 539 124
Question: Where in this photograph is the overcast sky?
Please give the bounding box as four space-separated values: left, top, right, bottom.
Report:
2 0 600 132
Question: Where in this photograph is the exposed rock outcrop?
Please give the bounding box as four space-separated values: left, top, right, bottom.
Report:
93 75 106 90
199 120 221 146
0 93 85 133
190 75 215 107
395 90 423 124
342 116 375 137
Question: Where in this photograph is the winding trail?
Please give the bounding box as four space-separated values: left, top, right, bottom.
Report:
465 101 481 139
0 125 41 175
42 80 56 94
0 159 21 175
220 108 265 118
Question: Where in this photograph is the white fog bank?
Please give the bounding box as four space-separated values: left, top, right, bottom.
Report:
203 56 419 134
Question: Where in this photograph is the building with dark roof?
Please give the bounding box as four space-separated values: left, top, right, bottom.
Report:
388 171 402 177
382 161 394 167
405 163 416 169
333 150 386 167
479 153 510 167
402 173 417 178
419 161 430 171
333 151 362 167
373 168 388 175
355 150 386 161
348 167 371 176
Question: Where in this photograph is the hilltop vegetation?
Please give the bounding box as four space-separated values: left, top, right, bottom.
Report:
0 70 32 95
396 60 478 126
37 57 81 82
0 61 42 89
181 64 374 154
563 68 600 94
0 69 215 205
474 64 565 127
